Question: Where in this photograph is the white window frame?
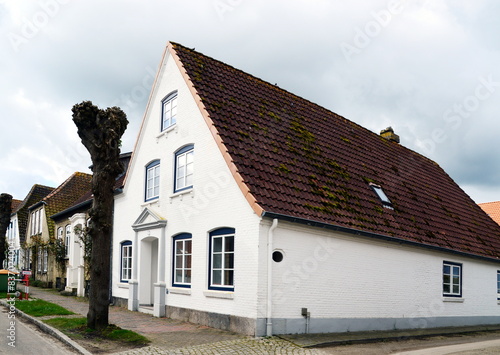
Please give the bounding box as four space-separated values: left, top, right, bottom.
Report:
175 146 194 192
145 161 160 201
120 241 132 282
161 92 178 131
443 261 462 297
173 234 192 287
37 248 42 273
209 229 235 291
31 209 43 235
65 225 71 257
43 247 48 273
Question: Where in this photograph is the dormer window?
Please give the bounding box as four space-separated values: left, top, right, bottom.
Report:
161 92 177 131
369 183 393 209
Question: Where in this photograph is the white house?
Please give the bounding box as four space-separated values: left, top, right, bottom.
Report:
6 185 54 272
111 42 500 336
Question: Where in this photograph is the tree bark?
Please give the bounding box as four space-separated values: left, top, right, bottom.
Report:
0 193 13 269
72 101 128 330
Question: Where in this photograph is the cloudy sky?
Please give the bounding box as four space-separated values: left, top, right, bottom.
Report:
1 0 499 204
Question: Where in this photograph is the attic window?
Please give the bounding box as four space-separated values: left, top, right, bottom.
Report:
369 183 393 210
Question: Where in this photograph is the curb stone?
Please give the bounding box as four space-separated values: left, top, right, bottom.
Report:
0 299 92 355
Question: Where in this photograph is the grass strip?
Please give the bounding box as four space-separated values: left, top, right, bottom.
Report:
45 317 150 345
14 299 75 317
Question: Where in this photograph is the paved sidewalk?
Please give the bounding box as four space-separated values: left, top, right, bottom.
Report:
28 287 321 354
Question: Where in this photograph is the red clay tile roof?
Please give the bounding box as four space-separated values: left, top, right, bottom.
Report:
11 199 22 212
50 153 131 221
170 42 500 261
479 201 500 226
32 172 92 239
14 184 54 244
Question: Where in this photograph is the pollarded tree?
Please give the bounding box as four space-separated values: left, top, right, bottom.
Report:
72 101 128 330
0 193 13 269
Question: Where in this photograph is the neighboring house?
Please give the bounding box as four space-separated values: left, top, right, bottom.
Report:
5 185 54 271
111 42 500 336
4 199 22 269
25 172 92 288
50 153 131 296
479 201 500 226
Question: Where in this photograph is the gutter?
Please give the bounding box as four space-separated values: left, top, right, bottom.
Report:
266 218 278 337
262 211 500 265
50 200 92 220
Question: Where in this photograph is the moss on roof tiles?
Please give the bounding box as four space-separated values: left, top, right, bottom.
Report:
172 42 500 261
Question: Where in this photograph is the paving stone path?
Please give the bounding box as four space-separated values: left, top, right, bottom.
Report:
28 287 323 354
117 338 322 354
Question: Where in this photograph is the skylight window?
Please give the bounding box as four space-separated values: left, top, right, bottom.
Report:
369 183 393 209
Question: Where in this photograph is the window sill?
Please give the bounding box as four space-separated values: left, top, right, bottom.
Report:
169 189 193 202
156 124 177 141
169 287 191 295
204 290 234 299
118 283 129 289
141 199 160 208
443 297 464 303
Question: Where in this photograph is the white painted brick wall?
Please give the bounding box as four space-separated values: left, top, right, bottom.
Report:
263 219 500 325
112 50 261 319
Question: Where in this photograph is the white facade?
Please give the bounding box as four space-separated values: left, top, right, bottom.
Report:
5 215 20 271
261 220 500 335
112 49 262 333
111 45 500 336
63 213 87 297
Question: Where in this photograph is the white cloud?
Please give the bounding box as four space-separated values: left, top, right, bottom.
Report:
0 0 499 204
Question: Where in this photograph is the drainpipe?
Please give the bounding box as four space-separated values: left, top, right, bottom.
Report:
266 218 278 337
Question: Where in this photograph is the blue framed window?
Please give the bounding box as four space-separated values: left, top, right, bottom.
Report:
145 160 160 201
208 228 235 291
497 271 500 300
121 241 132 282
174 145 194 192
161 92 177 131
443 261 462 297
172 234 192 288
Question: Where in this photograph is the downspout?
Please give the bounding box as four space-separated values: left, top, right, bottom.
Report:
266 218 278 337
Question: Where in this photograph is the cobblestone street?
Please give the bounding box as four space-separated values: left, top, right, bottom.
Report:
117 338 323 355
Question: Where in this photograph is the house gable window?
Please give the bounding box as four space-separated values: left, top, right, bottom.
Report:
121 241 132 282
174 145 194 192
65 225 71 257
208 228 235 291
172 233 192 288
161 92 177 131
57 227 63 240
443 261 462 297
30 208 43 235
145 160 160 201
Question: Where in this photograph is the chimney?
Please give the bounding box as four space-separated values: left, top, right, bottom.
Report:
380 127 400 143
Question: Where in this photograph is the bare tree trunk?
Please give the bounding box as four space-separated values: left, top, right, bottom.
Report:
0 193 13 269
72 101 128 330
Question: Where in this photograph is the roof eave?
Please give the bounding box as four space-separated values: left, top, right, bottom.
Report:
168 42 264 217
262 211 500 264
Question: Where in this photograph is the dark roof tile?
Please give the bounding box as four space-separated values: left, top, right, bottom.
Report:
171 42 500 261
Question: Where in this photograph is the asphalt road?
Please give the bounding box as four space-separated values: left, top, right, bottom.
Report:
0 303 77 354
316 331 500 355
